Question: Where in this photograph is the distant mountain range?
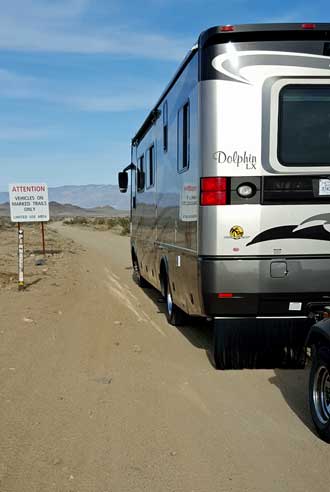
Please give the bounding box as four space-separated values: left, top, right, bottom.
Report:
0 184 129 210
0 201 128 218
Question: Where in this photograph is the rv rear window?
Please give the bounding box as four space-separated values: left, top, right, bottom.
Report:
278 85 330 166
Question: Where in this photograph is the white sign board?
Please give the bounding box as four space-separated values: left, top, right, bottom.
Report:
9 183 49 223
179 184 198 222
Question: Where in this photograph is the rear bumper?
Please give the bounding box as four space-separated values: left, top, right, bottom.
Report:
199 256 330 317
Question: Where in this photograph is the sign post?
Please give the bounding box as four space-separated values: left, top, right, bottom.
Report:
9 184 50 290
18 223 24 290
41 222 46 256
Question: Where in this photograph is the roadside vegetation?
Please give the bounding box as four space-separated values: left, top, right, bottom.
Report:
0 218 14 229
62 216 130 235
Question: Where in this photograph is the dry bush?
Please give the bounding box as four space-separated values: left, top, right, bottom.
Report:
63 216 89 225
118 217 130 235
106 218 117 229
0 218 14 230
94 217 106 226
62 215 130 235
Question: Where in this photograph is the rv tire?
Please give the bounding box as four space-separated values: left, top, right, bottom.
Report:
165 275 186 326
309 345 330 443
132 254 148 288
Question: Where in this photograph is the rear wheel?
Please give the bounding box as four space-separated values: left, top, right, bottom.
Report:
309 345 330 443
165 275 186 326
132 255 148 288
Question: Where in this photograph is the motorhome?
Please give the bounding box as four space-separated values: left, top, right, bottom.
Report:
119 23 330 370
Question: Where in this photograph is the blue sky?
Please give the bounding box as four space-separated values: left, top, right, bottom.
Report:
0 0 327 190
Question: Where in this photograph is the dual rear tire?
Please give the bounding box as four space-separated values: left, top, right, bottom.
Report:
309 345 330 443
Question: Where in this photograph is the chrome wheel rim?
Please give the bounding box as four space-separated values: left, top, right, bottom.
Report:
313 365 330 425
167 288 173 317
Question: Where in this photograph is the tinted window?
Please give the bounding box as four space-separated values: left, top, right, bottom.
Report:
163 101 168 152
137 155 144 192
177 101 190 172
147 145 155 188
278 85 330 166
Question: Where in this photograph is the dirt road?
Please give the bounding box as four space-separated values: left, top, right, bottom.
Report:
1 224 329 492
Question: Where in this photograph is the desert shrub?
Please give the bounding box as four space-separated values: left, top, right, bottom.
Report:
63 216 89 225
0 218 13 229
106 218 117 229
94 217 106 225
63 218 73 225
119 217 130 235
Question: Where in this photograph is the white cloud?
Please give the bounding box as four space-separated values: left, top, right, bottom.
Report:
0 0 191 61
261 6 318 24
0 66 162 112
0 1 188 112
0 126 54 141
0 69 38 98
64 88 163 112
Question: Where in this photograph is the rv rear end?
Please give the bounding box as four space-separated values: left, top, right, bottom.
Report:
198 24 330 368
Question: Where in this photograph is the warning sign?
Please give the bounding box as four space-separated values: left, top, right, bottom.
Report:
9 183 49 223
179 184 198 222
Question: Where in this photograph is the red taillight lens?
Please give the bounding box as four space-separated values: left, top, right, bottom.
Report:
302 23 316 29
221 25 234 32
200 177 228 206
201 177 227 192
218 293 233 298
201 191 226 206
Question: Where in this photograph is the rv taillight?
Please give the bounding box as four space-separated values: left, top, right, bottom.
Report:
201 177 227 191
302 23 316 29
200 177 228 206
220 25 234 32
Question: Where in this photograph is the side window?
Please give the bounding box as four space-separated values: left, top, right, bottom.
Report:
163 101 168 152
177 100 190 172
146 144 155 188
137 154 144 192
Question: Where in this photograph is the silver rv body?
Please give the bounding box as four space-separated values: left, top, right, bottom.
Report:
121 23 330 368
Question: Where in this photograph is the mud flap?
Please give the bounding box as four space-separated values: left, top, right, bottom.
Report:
212 318 313 370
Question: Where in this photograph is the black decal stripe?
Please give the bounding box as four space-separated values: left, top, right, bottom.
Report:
247 225 330 246
247 225 296 246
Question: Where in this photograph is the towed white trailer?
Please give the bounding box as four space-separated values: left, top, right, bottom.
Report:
119 22 330 372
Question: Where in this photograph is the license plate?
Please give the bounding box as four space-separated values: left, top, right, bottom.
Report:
319 179 330 196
